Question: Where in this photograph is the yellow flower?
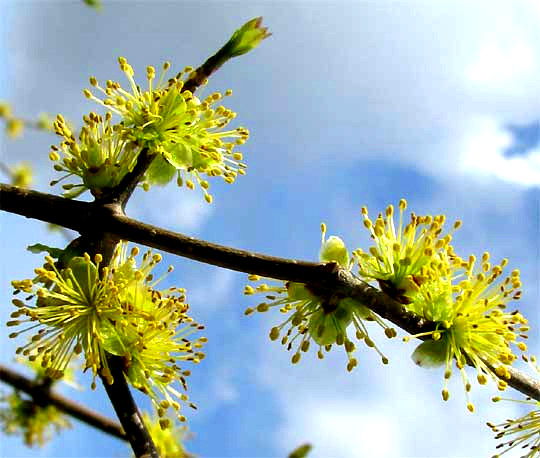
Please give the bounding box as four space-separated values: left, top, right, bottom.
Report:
244 224 395 371
83 58 249 202
488 356 540 458
10 253 120 385
101 243 206 423
9 162 33 188
140 411 191 457
50 112 137 198
9 243 206 423
354 199 461 300
6 118 24 138
0 392 71 447
405 252 527 412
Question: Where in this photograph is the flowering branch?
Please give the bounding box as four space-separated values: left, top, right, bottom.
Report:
1 182 538 402
0 364 126 440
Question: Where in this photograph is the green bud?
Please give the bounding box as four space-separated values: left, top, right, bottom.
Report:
320 235 349 267
221 17 271 59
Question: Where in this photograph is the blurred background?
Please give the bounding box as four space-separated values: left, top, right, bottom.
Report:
0 1 538 457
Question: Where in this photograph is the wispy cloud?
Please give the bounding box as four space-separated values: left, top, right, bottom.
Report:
128 185 213 232
458 117 540 186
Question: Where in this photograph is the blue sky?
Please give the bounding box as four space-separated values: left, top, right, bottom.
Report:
0 1 539 457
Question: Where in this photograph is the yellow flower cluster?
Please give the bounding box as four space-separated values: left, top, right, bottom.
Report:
488 357 540 458
244 224 396 371
357 200 528 412
140 411 191 457
80 58 249 202
9 242 205 425
0 392 71 447
49 112 136 198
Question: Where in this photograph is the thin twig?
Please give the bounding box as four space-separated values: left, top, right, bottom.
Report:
0 364 126 440
100 356 158 458
97 148 155 210
1 182 539 402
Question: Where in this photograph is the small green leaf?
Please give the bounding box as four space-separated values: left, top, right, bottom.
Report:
101 321 127 357
83 0 102 11
411 339 447 368
27 244 64 259
145 154 177 185
67 257 98 299
163 142 193 170
308 303 352 346
288 443 312 458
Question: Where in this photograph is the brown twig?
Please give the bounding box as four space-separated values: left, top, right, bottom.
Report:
100 356 157 457
1 182 539 402
0 364 126 440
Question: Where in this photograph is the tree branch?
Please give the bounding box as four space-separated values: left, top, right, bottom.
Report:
101 356 158 458
1 182 539 403
0 364 126 440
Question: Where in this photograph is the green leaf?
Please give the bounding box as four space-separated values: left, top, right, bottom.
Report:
288 443 312 458
63 186 87 199
411 339 447 368
101 321 127 357
145 154 177 185
67 257 98 299
308 303 353 346
163 142 193 170
82 0 102 11
27 243 64 259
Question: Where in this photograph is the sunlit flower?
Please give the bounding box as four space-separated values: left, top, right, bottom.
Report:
36 113 55 132
353 199 461 301
50 112 137 198
405 252 528 412
9 162 33 188
83 58 249 202
0 101 12 118
10 253 121 385
9 243 205 423
140 411 191 457
244 224 396 371
487 357 540 458
99 243 206 422
0 391 71 447
6 118 24 138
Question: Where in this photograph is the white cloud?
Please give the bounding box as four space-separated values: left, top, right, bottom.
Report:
255 329 527 458
128 185 213 232
276 400 402 458
264 1 540 191
458 117 540 186
465 41 536 86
